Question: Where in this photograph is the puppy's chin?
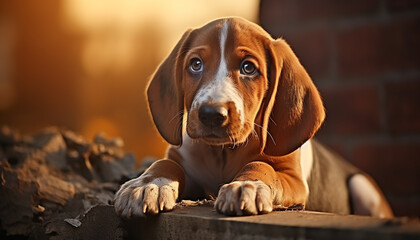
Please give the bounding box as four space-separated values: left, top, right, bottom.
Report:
197 136 233 146
187 130 251 146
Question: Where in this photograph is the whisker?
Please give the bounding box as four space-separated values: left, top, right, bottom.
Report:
227 133 238 149
173 121 183 142
243 120 260 142
253 123 276 146
243 135 249 148
251 128 259 141
169 111 184 124
232 134 235 147
269 116 277 126
168 110 185 143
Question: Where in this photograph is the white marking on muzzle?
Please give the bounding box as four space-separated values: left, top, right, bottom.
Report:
191 20 244 125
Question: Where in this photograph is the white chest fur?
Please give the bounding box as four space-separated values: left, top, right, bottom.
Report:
177 135 256 195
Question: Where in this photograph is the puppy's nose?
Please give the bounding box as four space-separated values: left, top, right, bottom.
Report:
198 105 228 128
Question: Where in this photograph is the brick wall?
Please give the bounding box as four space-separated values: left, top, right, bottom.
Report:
260 0 420 217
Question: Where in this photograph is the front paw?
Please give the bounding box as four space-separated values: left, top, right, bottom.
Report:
114 177 179 217
215 180 273 216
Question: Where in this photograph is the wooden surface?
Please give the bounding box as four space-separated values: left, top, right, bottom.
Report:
71 204 420 240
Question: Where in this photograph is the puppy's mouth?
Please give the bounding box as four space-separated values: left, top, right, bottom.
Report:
203 133 221 139
187 129 229 144
201 133 233 145
199 136 240 146
187 127 247 146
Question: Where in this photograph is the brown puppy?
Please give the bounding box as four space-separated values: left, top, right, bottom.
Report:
114 17 393 218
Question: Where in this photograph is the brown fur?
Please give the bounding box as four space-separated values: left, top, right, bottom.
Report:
120 17 392 217
145 17 323 211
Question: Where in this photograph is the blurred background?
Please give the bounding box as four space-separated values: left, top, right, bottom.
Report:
0 0 419 217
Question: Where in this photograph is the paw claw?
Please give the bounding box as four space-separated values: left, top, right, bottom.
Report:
240 200 245 210
113 177 179 217
258 202 263 212
217 200 223 209
215 180 273 216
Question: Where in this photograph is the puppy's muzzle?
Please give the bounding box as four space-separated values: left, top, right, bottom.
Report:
198 104 228 129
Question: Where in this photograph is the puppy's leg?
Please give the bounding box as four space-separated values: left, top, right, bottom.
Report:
114 159 185 217
348 174 393 218
216 156 307 216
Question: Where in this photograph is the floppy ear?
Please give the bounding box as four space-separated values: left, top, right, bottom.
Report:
260 38 325 156
146 30 193 146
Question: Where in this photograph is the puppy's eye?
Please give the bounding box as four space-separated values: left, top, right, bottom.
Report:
240 61 257 76
189 58 203 73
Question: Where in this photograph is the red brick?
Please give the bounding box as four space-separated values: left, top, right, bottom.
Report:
352 142 420 195
297 0 380 22
336 16 420 77
318 85 381 136
386 0 420 12
260 0 297 27
385 80 420 134
260 0 380 26
282 28 329 79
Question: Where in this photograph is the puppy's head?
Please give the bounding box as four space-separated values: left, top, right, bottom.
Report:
147 17 325 156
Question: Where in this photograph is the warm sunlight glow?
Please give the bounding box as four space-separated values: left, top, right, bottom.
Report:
62 0 259 76
82 117 120 140
0 21 16 110
0 0 259 162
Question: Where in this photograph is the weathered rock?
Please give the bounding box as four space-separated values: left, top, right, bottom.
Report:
0 126 139 239
36 175 76 206
31 127 68 169
0 161 37 236
61 130 90 155
0 126 21 145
